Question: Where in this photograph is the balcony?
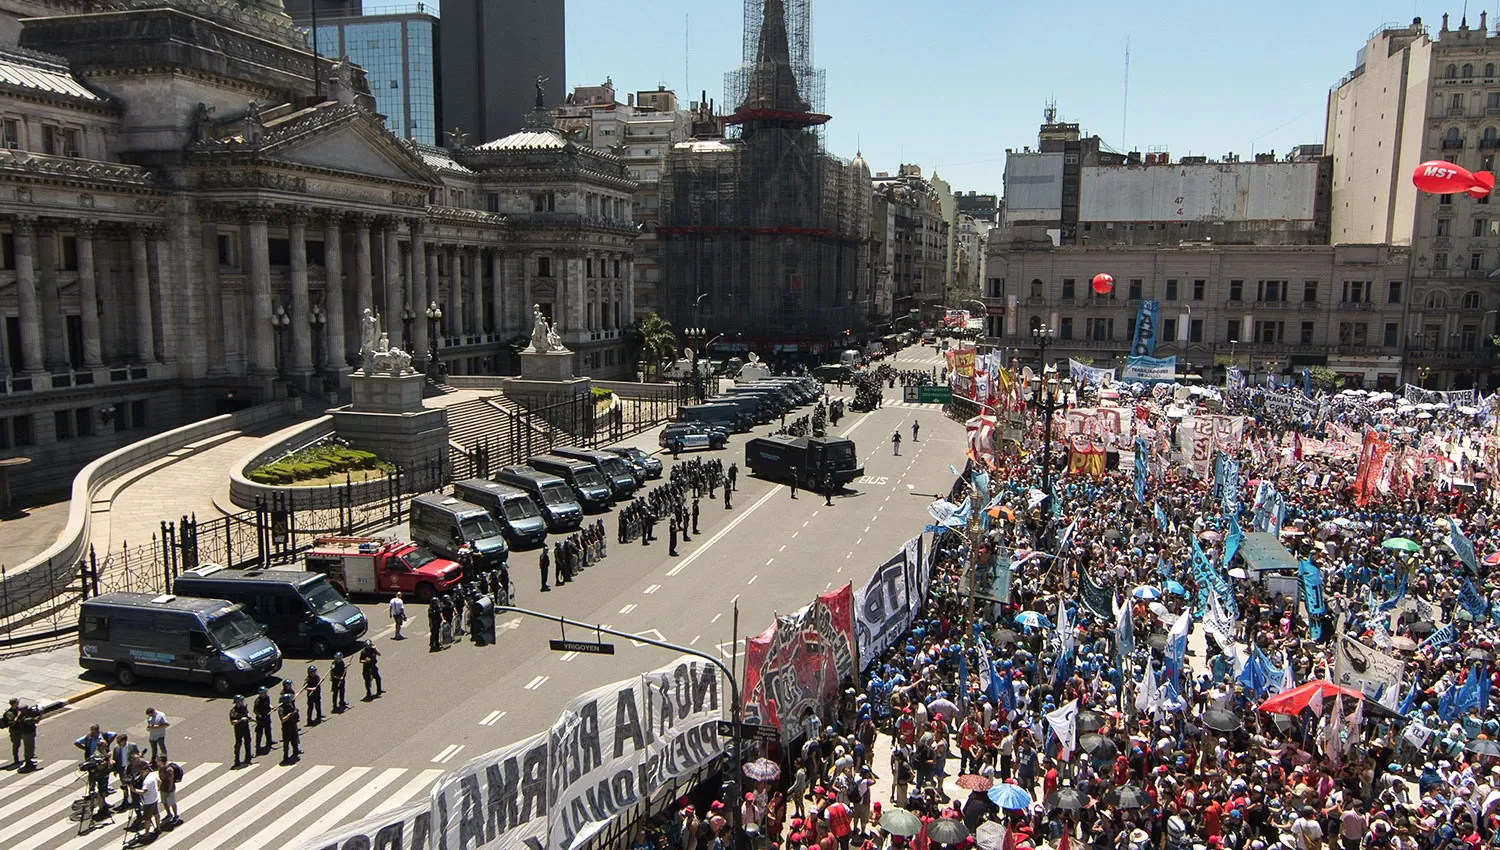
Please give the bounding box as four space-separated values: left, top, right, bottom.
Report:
1435 236 1453 248
1442 138 1467 149
1482 137 1500 149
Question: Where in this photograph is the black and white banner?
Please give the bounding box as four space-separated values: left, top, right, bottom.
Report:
1333 635 1405 709
294 799 433 850
855 539 920 669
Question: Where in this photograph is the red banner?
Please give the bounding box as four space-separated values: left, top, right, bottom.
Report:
741 584 856 742
1067 435 1106 478
1353 427 1390 507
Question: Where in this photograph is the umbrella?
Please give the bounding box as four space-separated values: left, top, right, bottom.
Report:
1106 784 1151 809
1408 621 1436 636
1163 580 1187 596
1199 530 1224 543
1080 733 1119 760
1016 611 1051 628
1228 567 1250 579
1132 585 1162 600
1256 680 1367 716
994 628 1019 645
956 774 994 792
1076 710 1107 733
1485 552 1500 567
1201 707 1241 732
1461 406 1481 415
1467 648 1495 663
1390 636 1418 651
988 783 1034 810
1147 634 1167 650
1148 601 1171 618
928 698 960 720
879 808 923 838
1416 412 1434 420
742 758 780 782
976 822 1008 850
926 818 972 846
1381 537 1421 553
1467 739 1500 758
1045 788 1086 812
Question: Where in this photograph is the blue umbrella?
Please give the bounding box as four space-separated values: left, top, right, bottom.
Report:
988 783 1034 810
1131 585 1162 600
1163 580 1187 596
1015 611 1051 629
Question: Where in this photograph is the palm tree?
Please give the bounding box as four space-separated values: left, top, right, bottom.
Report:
631 312 678 381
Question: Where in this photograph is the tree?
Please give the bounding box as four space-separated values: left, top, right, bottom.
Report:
1307 364 1339 391
630 312 678 380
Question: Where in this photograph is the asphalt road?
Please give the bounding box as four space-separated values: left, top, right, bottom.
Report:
3 345 963 850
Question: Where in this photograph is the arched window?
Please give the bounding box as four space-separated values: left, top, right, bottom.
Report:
1448 64 1460 79
1446 127 1464 148
1464 291 1483 309
1486 63 1495 77
1485 127 1498 143
1029 315 1042 333
1463 63 1475 78
1030 278 1044 298
1426 291 1448 310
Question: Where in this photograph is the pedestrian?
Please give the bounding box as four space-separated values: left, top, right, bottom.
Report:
427 598 443 652
253 686 274 752
229 695 252 767
911 419 920 442
3 697 39 771
389 591 407 640
540 546 551 592
145 706 169 759
790 466 799 499
728 463 738 492
131 752 161 837
360 640 383 699
111 732 140 810
304 664 324 725
278 697 301 763
725 485 733 510
692 497 701 535
330 652 348 712
824 472 835 506
892 431 901 455
669 516 679 557
155 755 181 828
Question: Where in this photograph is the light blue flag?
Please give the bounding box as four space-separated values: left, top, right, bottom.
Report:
1451 518 1479 575
1223 514 1244 569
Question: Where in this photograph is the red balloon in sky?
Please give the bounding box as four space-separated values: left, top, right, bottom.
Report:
1091 273 1114 295
1412 160 1492 196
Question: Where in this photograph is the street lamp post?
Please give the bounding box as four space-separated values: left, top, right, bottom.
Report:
1032 323 1053 367
309 300 327 387
401 302 417 352
270 302 291 379
425 300 443 379
683 326 708 403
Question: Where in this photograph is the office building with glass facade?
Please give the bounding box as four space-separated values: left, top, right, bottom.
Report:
302 7 441 146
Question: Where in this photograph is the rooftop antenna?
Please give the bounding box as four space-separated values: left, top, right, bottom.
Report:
1044 99 1057 124
1121 35 1130 150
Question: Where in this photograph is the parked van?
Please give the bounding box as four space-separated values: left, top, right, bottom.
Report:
704 395 762 429
495 465 584 531
409 493 510 568
80 592 282 694
678 402 745 433
451 479 549 549
839 349 862 368
174 566 367 656
548 447 639 500
526 455 614 512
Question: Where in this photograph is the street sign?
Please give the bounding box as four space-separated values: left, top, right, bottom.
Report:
715 720 780 742
917 386 952 404
548 639 615 655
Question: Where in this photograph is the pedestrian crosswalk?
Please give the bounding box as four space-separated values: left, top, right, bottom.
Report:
0 756 442 850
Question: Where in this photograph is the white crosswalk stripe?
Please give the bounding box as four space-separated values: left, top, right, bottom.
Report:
0 757 446 850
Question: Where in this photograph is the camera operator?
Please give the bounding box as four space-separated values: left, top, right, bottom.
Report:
74 723 117 818
2 696 41 771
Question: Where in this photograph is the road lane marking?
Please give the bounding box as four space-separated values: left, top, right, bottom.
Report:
792 531 799 538
864 526 870 533
644 584 661 594
524 675 549 690
779 544 787 552
856 537 863 545
690 634 700 645
235 766 370 850
879 505 885 512
765 558 774 566
729 593 740 604
498 617 522 633
559 651 579 662
748 574 759 585
619 603 637 614
711 613 722 623
479 710 507 726
142 764 278 850
813 510 820 517
276 767 407 850
159 765 332 850
432 744 466 763
802 520 810 527
665 484 782 576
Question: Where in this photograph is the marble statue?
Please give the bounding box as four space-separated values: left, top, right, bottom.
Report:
546 322 563 351
357 309 413 374
529 304 554 352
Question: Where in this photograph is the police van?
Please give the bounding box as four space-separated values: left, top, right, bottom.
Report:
79 593 282 694
174 566 367 657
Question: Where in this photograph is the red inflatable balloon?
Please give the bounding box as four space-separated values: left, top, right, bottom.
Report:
1412 160 1494 196
1091 273 1114 295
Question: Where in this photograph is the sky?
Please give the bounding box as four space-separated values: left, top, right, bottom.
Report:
385 1 1477 195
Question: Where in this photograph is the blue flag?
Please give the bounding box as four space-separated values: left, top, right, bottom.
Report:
1398 675 1419 716
1237 647 1269 697
958 650 969 707
1298 559 1326 641
1451 518 1479 575
1000 667 1015 712
987 659 1003 706
1133 436 1149 503
1460 577 1489 620
1302 368 1312 398
1223 513 1244 569
1154 501 1169 530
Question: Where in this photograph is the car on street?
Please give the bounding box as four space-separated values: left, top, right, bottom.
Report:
603 445 663 481
659 422 728 452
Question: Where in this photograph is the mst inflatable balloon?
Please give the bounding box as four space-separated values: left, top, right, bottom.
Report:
1412 160 1494 197
1091 273 1114 295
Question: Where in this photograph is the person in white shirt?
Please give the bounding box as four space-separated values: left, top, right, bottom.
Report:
145 707 169 760
389 592 407 640
134 764 161 835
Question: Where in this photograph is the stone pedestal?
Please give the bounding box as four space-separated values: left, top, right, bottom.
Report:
519 349 577 381
333 369 449 489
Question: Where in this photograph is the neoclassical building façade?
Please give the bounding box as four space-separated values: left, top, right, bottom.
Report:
0 0 636 496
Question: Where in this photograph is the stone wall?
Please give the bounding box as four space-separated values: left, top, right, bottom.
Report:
226 415 405 511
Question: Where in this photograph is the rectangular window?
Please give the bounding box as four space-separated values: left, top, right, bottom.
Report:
1164 279 1178 301
586 258 594 278
2 119 19 149
1437 219 1452 236
1388 281 1403 303
1463 325 1479 349
614 259 621 278
1301 321 1315 344
537 256 551 277
1342 280 1372 302
54 409 72 440
1473 252 1485 270
1435 252 1449 270
1061 278 1075 300
129 400 145 430
1229 280 1244 301
12 414 31 446
1338 322 1369 346
75 407 92 438
1258 280 1287 302
1384 322 1400 347
1162 318 1177 341
41 125 59 155
1059 317 1073 339
62 128 80 156
1440 193 1454 206
487 193 500 213
1476 219 1489 237
1189 319 1204 342
1128 279 1142 300
1303 280 1318 302
1226 319 1241 342
1127 317 1136 341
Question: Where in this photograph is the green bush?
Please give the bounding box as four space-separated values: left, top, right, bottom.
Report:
247 442 389 483
591 387 614 402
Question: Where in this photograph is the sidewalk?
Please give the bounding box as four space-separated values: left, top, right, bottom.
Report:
0 644 103 715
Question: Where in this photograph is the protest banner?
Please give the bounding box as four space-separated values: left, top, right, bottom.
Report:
1123 354 1176 384
742 585 857 742
1333 635 1406 709
295 799 434 850
855 543 918 668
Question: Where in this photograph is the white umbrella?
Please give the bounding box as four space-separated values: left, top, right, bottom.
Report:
1434 402 1452 410
1228 567 1250 579
1460 406 1480 415
1416 402 1437 411
1149 601 1171 617
1416 411 1434 419
1165 407 1188 419
1397 405 1416 413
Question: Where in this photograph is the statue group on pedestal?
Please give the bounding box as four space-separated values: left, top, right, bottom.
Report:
359 308 413 375
528 304 566 353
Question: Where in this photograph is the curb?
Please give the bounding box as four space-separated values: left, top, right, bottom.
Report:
40 683 108 716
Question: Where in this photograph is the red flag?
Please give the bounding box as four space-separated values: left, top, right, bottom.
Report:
1292 431 1303 461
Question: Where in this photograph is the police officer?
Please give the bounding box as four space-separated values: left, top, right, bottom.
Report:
229 695 252 766
3 696 39 771
789 466 799 499
824 472 835 507
539 545 551 592
728 463 738 492
669 516 679 557
428 600 443 652
303 664 323 726
329 653 348 713
277 696 300 763
252 686 275 752
451 590 466 638
359 640 383 699
692 498 701 535
554 542 567 584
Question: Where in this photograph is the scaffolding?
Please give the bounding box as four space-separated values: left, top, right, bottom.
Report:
658 0 865 357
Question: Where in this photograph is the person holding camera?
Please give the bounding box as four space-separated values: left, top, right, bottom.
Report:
74 724 116 816
3 696 40 771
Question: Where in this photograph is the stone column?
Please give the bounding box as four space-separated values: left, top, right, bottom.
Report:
129 224 156 364
448 246 463 337
75 220 102 368
38 225 65 369
198 217 226 374
13 217 42 374
353 213 373 323
243 204 275 376
409 219 428 358
490 249 504 336
468 246 483 335
288 207 313 380
383 219 403 343
624 257 635 321
322 213 347 374
426 245 439 332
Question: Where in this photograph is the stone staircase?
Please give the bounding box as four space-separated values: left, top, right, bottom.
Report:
444 395 561 475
